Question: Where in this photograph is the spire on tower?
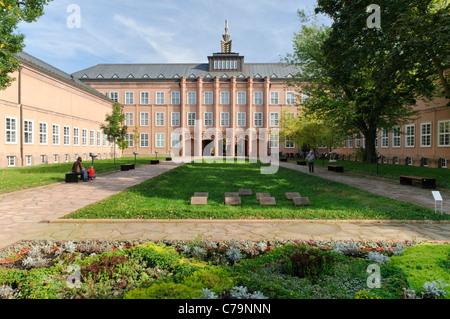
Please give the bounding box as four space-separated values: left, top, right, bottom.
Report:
221 19 232 53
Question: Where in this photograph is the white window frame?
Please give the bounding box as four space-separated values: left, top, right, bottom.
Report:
73 127 80 146
109 92 119 102
381 129 389 148
286 91 295 105
440 158 447 168
420 122 432 147
187 91 196 105
125 92 134 105
25 155 32 166
89 130 95 146
220 112 230 127
220 91 230 105
269 133 279 149
171 112 180 127
187 112 196 127
52 124 60 145
392 126 401 148
125 133 134 148
125 112 134 126
140 133 149 147
7 156 15 167
438 120 450 147
155 112 165 126
155 133 165 148
285 137 295 148
253 112 263 127
405 125 415 148
253 91 263 105
156 92 165 105
39 122 48 145
270 113 279 127
6 117 17 144
82 129 88 146
140 92 149 105
24 119 34 145
204 91 213 105
237 112 246 127
237 91 246 105
64 126 70 146
270 92 279 105
204 112 213 127
171 132 181 148
97 131 102 146
171 91 180 105
140 112 149 126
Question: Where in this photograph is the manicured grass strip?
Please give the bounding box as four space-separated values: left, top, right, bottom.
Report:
0 157 156 194
297 159 450 189
65 161 449 220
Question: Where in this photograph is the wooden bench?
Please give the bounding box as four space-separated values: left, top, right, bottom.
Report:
150 160 160 165
65 172 83 183
121 164 135 171
297 161 306 166
280 157 288 162
400 176 436 189
328 165 344 173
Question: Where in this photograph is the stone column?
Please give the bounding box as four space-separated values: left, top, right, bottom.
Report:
214 76 220 157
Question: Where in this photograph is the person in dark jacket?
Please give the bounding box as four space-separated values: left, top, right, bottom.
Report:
72 157 88 181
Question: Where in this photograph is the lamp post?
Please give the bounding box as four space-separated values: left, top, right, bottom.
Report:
133 152 138 166
376 154 381 175
89 153 98 168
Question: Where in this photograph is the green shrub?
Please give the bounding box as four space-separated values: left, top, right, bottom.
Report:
281 247 335 280
123 282 200 299
183 266 234 294
127 242 180 269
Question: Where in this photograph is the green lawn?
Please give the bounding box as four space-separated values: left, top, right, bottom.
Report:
65 160 449 221
297 159 450 189
0 157 156 194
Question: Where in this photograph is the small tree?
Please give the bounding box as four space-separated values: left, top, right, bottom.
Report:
100 102 127 163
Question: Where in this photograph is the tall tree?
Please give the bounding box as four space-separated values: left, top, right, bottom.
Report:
100 102 127 164
0 0 52 90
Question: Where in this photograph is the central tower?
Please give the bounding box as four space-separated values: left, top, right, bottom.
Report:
208 20 244 73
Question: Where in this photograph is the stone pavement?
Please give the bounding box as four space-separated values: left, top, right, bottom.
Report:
1 160 449 250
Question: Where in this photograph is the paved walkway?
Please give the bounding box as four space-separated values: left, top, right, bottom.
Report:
1 160 449 250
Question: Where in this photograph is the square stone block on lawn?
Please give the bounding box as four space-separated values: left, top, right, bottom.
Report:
191 197 207 205
194 192 209 198
259 197 276 206
225 196 241 206
285 192 301 200
255 193 271 200
225 192 240 197
293 197 311 206
239 189 252 196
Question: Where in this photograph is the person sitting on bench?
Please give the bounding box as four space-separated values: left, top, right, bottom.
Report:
72 157 88 181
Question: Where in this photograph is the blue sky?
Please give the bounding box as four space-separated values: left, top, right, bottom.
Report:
17 0 330 74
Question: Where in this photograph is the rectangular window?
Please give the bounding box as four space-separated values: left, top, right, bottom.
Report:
89 130 95 146
97 131 101 146
237 91 246 105
187 92 196 105
381 129 389 148
171 112 180 127
54 154 59 164
405 125 415 147
140 92 149 105
285 137 295 148
440 158 448 168
171 132 181 148
7 156 15 167
140 112 149 126
52 124 60 145
39 122 48 145
237 112 246 127
253 112 263 127
5 117 17 144
125 133 134 147
82 129 88 146
355 134 361 148
40 155 47 165
24 120 33 144
301 93 310 104
65 154 70 163
64 126 70 146
109 92 119 102
253 92 263 105
25 155 32 166
187 112 196 127
421 123 431 147
286 92 295 105
269 133 279 148
155 112 165 126
204 91 213 105
270 92 279 105
270 113 279 127
348 136 353 148
171 91 180 105
155 133 165 148
204 112 213 127
156 92 165 105
125 112 134 126
125 92 134 105
73 128 79 146
392 126 401 147
220 112 230 127
220 91 230 105
140 133 149 147
438 120 450 146
103 134 108 147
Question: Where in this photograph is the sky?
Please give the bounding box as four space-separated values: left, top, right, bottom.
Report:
17 0 331 74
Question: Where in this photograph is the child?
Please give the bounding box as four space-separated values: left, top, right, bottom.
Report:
86 166 97 180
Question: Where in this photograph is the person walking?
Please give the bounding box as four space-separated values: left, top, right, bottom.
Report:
306 150 315 173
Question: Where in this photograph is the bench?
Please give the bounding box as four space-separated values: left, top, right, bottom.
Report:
280 157 288 162
400 176 436 189
121 164 135 171
328 165 344 173
297 161 306 166
150 160 160 165
65 172 83 183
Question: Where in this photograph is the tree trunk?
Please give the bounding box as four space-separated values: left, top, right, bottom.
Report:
364 129 378 164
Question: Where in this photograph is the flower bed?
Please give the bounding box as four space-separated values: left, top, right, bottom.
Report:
0 239 448 300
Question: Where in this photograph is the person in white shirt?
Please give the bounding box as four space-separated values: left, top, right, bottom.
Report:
306 150 315 173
